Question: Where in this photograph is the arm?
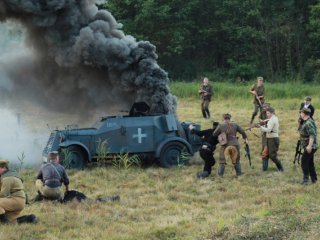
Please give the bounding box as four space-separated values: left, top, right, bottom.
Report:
0 178 12 197
306 122 317 153
237 125 249 143
260 117 275 133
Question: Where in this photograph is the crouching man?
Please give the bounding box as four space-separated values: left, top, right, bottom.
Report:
0 160 37 224
35 151 69 201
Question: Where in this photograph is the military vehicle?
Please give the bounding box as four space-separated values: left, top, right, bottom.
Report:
42 102 202 168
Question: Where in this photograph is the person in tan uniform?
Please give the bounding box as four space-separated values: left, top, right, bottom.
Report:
0 160 37 224
249 76 265 125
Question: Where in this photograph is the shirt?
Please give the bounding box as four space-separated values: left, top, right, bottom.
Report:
260 114 279 138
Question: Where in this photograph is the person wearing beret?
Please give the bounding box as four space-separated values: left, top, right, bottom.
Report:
298 96 315 130
0 160 37 224
299 108 318 185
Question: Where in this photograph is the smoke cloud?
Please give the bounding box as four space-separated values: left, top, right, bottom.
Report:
0 0 177 116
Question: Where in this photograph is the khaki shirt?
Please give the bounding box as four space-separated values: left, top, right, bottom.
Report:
0 170 26 199
260 114 279 138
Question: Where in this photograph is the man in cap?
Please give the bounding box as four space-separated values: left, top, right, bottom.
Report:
249 76 265 125
213 113 249 177
198 77 213 119
259 103 271 171
299 107 318 185
0 159 37 224
298 96 315 130
189 121 219 179
259 107 284 171
35 151 70 201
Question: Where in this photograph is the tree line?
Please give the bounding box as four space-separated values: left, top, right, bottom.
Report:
104 0 320 82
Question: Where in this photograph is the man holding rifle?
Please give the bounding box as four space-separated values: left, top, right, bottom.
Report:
198 77 213 119
249 76 265 126
299 108 318 185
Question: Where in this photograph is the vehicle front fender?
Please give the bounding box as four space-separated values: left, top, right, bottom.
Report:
59 141 91 161
155 137 193 158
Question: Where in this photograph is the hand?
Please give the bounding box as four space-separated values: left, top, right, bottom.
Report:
306 145 312 154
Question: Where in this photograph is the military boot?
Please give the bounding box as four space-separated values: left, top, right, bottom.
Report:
197 171 210 179
262 159 269 171
275 161 284 172
234 164 242 176
301 175 309 185
218 164 225 177
0 213 8 224
16 214 38 224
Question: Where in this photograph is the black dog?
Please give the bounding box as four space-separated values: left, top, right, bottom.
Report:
62 190 87 203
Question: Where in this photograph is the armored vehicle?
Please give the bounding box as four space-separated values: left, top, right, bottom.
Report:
42 102 202 168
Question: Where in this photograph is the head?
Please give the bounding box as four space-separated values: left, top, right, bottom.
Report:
47 151 60 163
300 107 311 120
212 121 219 130
0 159 9 175
266 107 275 118
222 113 232 121
305 96 311 104
257 76 263 86
262 103 271 111
203 77 209 85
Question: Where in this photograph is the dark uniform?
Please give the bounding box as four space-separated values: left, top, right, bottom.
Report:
190 122 219 179
299 108 318 184
213 114 248 176
250 82 265 125
199 83 213 119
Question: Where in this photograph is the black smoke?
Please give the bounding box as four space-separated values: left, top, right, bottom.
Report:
0 0 177 116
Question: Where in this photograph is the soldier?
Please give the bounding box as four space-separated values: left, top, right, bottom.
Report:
259 107 284 171
299 108 318 185
259 103 271 171
34 151 70 201
198 77 213 119
298 96 315 130
0 160 37 224
249 76 265 125
213 113 248 177
189 121 219 179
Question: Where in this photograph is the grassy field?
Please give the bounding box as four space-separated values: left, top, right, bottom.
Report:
1 83 320 240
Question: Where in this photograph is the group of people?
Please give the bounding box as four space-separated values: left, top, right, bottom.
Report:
196 76 317 185
0 151 69 224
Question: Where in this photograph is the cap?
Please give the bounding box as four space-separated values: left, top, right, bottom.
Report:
0 159 9 168
257 76 264 81
223 113 232 119
305 96 311 101
300 107 311 115
47 151 59 161
262 102 271 108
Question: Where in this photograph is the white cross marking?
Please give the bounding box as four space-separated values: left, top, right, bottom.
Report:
133 128 147 143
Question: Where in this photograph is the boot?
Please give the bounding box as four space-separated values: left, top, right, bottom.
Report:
262 159 268 171
0 213 8 224
197 171 210 179
218 164 225 177
234 164 242 176
275 161 284 172
301 175 309 185
16 214 38 224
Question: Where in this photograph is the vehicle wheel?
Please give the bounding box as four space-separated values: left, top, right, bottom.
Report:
159 142 189 168
62 146 88 169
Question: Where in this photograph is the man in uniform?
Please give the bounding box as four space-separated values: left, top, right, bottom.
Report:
0 160 37 224
198 77 213 119
259 107 284 171
189 121 219 179
213 113 248 177
259 103 271 171
299 108 318 185
298 96 315 130
35 151 70 201
249 76 265 125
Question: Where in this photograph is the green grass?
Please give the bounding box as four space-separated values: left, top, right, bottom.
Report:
2 83 320 240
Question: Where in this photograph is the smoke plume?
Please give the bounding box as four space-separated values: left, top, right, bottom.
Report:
0 0 177 116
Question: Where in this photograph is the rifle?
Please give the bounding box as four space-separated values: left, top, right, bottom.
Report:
254 92 263 108
244 142 252 167
294 140 303 164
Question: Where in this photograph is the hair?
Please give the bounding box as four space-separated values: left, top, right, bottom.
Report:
223 113 232 120
267 107 275 114
47 151 59 161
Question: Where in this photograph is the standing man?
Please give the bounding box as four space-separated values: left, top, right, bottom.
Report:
198 77 213 119
259 103 271 171
213 114 248 177
299 108 318 185
0 160 37 224
189 121 219 179
259 107 284 171
35 151 70 201
249 76 265 125
298 96 315 130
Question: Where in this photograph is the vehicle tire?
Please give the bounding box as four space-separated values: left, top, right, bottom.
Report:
62 146 88 169
159 142 189 168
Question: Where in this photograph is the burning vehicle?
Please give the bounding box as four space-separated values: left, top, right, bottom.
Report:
42 102 202 168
